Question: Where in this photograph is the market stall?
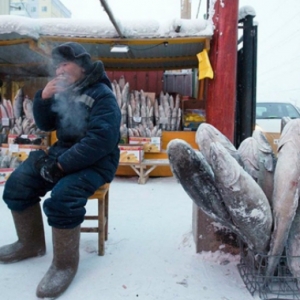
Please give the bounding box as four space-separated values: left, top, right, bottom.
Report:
0 14 213 180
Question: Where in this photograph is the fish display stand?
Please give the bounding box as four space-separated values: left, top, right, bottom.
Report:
192 204 240 254
238 240 300 300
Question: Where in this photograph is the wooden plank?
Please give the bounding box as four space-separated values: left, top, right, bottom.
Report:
119 158 170 184
141 159 169 166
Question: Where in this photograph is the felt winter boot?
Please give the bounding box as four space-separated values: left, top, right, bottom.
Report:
0 203 46 263
36 226 80 299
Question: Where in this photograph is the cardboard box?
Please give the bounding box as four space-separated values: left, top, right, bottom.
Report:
119 144 144 163
0 168 14 185
263 132 280 155
8 133 50 147
181 99 206 131
129 136 161 153
182 109 206 131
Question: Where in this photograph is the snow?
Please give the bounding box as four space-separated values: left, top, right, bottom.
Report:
238 6 256 21
0 14 213 40
0 176 259 300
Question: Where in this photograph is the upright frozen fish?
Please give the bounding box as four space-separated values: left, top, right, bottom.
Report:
13 88 24 119
266 119 300 278
196 123 242 166
286 203 300 280
23 96 34 121
252 129 277 204
209 141 273 254
237 137 260 181
167 139 252 246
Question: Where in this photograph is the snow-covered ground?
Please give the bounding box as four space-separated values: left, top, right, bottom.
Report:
0 176 259 300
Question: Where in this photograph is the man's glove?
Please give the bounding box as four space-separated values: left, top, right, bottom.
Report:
35 155 64 183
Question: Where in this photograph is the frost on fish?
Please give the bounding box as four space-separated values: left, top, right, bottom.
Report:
252 130 276 204
237 137 259 181
196 123 243 166
167 139 251 245
209 141 273 254
266 119 300 278
286 202 300 280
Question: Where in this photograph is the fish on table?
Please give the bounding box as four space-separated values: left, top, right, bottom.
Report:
209 141 273 254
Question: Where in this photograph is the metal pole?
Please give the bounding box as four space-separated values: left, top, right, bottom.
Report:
99 0 125 38
240 15 256 141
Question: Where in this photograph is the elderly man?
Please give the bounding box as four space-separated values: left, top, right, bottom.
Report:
0 42 121 298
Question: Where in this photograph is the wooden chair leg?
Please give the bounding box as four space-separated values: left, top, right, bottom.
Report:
82 184 110 256
98 197 105 256
105 190 109 241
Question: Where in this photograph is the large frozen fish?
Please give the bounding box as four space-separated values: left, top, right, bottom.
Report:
196 123 242 166
281 116 291 133
286 203 300 279
167 139 252 246
252 130 277 204
237 137 259 181
266 119 300 278
209 141 273 253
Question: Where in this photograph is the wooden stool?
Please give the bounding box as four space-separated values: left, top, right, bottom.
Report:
81 183 110 256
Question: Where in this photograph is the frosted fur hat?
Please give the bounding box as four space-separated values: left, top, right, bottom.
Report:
52 42 93 72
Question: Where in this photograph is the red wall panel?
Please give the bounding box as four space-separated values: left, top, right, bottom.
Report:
106 70 164 96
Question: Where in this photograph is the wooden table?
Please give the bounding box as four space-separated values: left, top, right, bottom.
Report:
119 158 170 184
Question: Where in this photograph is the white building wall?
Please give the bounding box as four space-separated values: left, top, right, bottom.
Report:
0 0 10 15
8 0 71 18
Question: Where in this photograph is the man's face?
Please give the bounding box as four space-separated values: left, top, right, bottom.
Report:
55 61 85 85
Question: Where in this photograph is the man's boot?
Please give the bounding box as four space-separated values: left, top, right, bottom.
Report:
36 226 80 299
0 203 46 263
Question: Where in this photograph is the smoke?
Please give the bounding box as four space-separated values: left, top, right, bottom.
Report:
52 93 89 138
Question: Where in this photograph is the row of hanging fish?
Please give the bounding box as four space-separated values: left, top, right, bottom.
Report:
4 88 34 121
111 76 130 128
167 120 300 281
0 97 14 121
0 88 49 139
111 76 182 133
0 88 38 134
154 92 181 131
128 90 154 129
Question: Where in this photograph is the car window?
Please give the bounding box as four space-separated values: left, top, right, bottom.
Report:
285 104 300 118
256 107 267 118
256 103 300 119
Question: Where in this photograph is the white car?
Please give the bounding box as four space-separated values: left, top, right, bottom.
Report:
256 102 300 133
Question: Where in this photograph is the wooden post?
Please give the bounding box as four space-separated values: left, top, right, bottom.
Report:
193 0 240 254
181 0 191 19
206 0 239 142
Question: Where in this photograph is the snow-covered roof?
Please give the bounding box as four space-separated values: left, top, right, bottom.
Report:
0 15 213 77
0 15 213 39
